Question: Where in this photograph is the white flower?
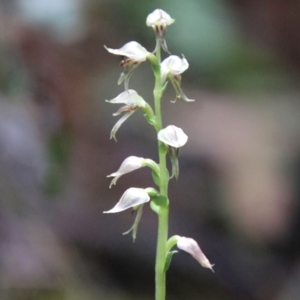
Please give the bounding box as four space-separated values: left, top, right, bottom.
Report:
158 125 188 148
104 187 153 242
158 125 188 179
106 90 147 141
103 187 150 213
105 42 151 90
146 9 175 53
161 55 194 102
105 41 150 61
107 156 159 188
161 55 188 81
146 9 175 28
177 237 214 272
107 156 144 188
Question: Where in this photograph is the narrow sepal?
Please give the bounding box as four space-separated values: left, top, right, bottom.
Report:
123 205 144 242
164 251 178 272
151 170 160 187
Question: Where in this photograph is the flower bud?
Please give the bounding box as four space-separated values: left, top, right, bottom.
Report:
177 236 214 272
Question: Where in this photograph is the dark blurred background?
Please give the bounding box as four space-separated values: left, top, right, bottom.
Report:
0 0 300 299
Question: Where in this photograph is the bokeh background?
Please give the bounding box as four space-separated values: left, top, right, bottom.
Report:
0 0 300 299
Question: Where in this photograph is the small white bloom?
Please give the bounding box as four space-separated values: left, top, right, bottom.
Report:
161 55 189 81
107 156 159 188
107 156 145 188
161 55 194 102
105 42 151 90
177 237 214 272
146 9 175 53
106 89 146 107
158 125 188 179
158 125 188 148
106 90 147 141
105 41 150 61
103 188 150 213
146 9 175 28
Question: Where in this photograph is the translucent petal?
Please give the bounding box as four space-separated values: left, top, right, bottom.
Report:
107 156 145 188
110 111 135 141
106 90 146 108
158 125 188 148
146 9 175 27
104 42 149 61
177 237 214 272
161 55 189 78
123 205 144 242
168 76 194 103
103 188 150 213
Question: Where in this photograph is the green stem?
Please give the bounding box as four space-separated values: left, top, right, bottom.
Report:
153 45 169 300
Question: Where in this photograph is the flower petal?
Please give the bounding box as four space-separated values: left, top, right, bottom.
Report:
106 90 146 108
103 188 150 213
161 55 189 79
104 42 150 61
177 237 214 272
110 110 136 141
158 125 188 148
168 75 195 103
146 9 175 27
123 205 144 242
107 156 145 188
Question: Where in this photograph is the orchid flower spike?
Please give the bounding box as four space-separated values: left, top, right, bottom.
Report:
104 187 152 242
107 156 159 188
106 90 147 141
158 125 188 179
105 42 153 90
177 236 214 272
146 9 175 53
161 55 194 102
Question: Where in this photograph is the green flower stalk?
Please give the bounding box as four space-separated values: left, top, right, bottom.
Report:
103 8 214 300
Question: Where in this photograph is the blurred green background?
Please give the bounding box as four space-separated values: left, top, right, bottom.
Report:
0 0 300 299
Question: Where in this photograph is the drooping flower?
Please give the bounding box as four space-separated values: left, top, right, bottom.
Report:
146 9 175 53
161 55 194 102
105 42 152 90
106 90 147 141
158 125 188 179
177 236 214 272
107 156 159 188
103 187 153 242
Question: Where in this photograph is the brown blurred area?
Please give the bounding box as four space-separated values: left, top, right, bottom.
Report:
0 0 300 299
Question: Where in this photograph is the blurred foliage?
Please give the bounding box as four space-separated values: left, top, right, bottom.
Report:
0 46 27 95
44 131 71 195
